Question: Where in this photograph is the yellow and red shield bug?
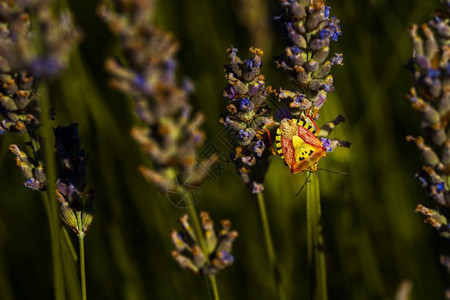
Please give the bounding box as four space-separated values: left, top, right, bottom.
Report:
268 117 326 173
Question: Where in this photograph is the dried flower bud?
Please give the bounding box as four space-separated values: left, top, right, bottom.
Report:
415 204 450 238
0 71 39 134
60 201 78 231
9 143 45 190
171 212 238 275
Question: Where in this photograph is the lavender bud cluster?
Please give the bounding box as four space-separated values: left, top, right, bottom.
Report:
0 2 90 235
99 1 215 193
406 1 450 239
9 143 45 190
170 212 238 275
221 0 349 188
0 0 80 134
273 0 343 118
8 124 95 235
0 69 38 134
100 0 237 276
54 124 94 235
0 0 80 77
221 47 272 193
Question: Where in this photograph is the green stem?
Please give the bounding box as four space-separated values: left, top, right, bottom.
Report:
27 129 44 166
256 192 286 300
76 212 87 300
27 128 65 300
40 84 66 300
206 275 220 300
62 227 78 261
185 191 207 253
78 232 86 300
184 189 219 300
306 173 328 300
306 172 313 299
41 191 65 300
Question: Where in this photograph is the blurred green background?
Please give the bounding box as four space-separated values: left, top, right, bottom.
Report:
0 0 447 299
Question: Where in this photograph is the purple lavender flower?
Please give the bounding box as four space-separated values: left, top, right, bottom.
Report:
0 1 91 239
254 140 266 157
405 1 450 239
274 0 343 119
252 182 264 194
221 47 272 192
270 0 349 158
171 212 238 276
8 124 95 234
0 70 39 134
0 1 80 78
0 0 79 134
99 1 215 192
101 3 237 283
9 144 45 191
54 124 94 234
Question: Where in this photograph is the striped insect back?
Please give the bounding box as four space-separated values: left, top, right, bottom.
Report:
275 118 326 173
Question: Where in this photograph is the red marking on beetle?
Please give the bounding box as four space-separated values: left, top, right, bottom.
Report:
269 118 326 173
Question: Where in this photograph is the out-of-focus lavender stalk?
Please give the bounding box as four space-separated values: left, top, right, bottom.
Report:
99 1 237 298
233 0 273 56
0 1 88 299
99 1 215 193
0 0 80 134
406 1 450 297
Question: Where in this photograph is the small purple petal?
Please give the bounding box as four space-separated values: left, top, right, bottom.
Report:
436 182 446 193
219 250 234 264
254 140 266 157
320 138 332 152
324 6 330 18
322 84 334 92
252 182 264 194
315 94 326 108
240 97 250 110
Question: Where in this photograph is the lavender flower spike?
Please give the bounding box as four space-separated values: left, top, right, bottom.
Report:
270 0 349 158
0 0 80 78
171 212 238 276
54 124 94 235
0 0 80 134
221 47 272 193
274 0 342 119
9 143 45 190
406 1 450 239
99 1 215 193
10 124 96 234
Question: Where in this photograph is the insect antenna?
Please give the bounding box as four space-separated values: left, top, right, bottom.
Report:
317 167 348 175
295 172 312 197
